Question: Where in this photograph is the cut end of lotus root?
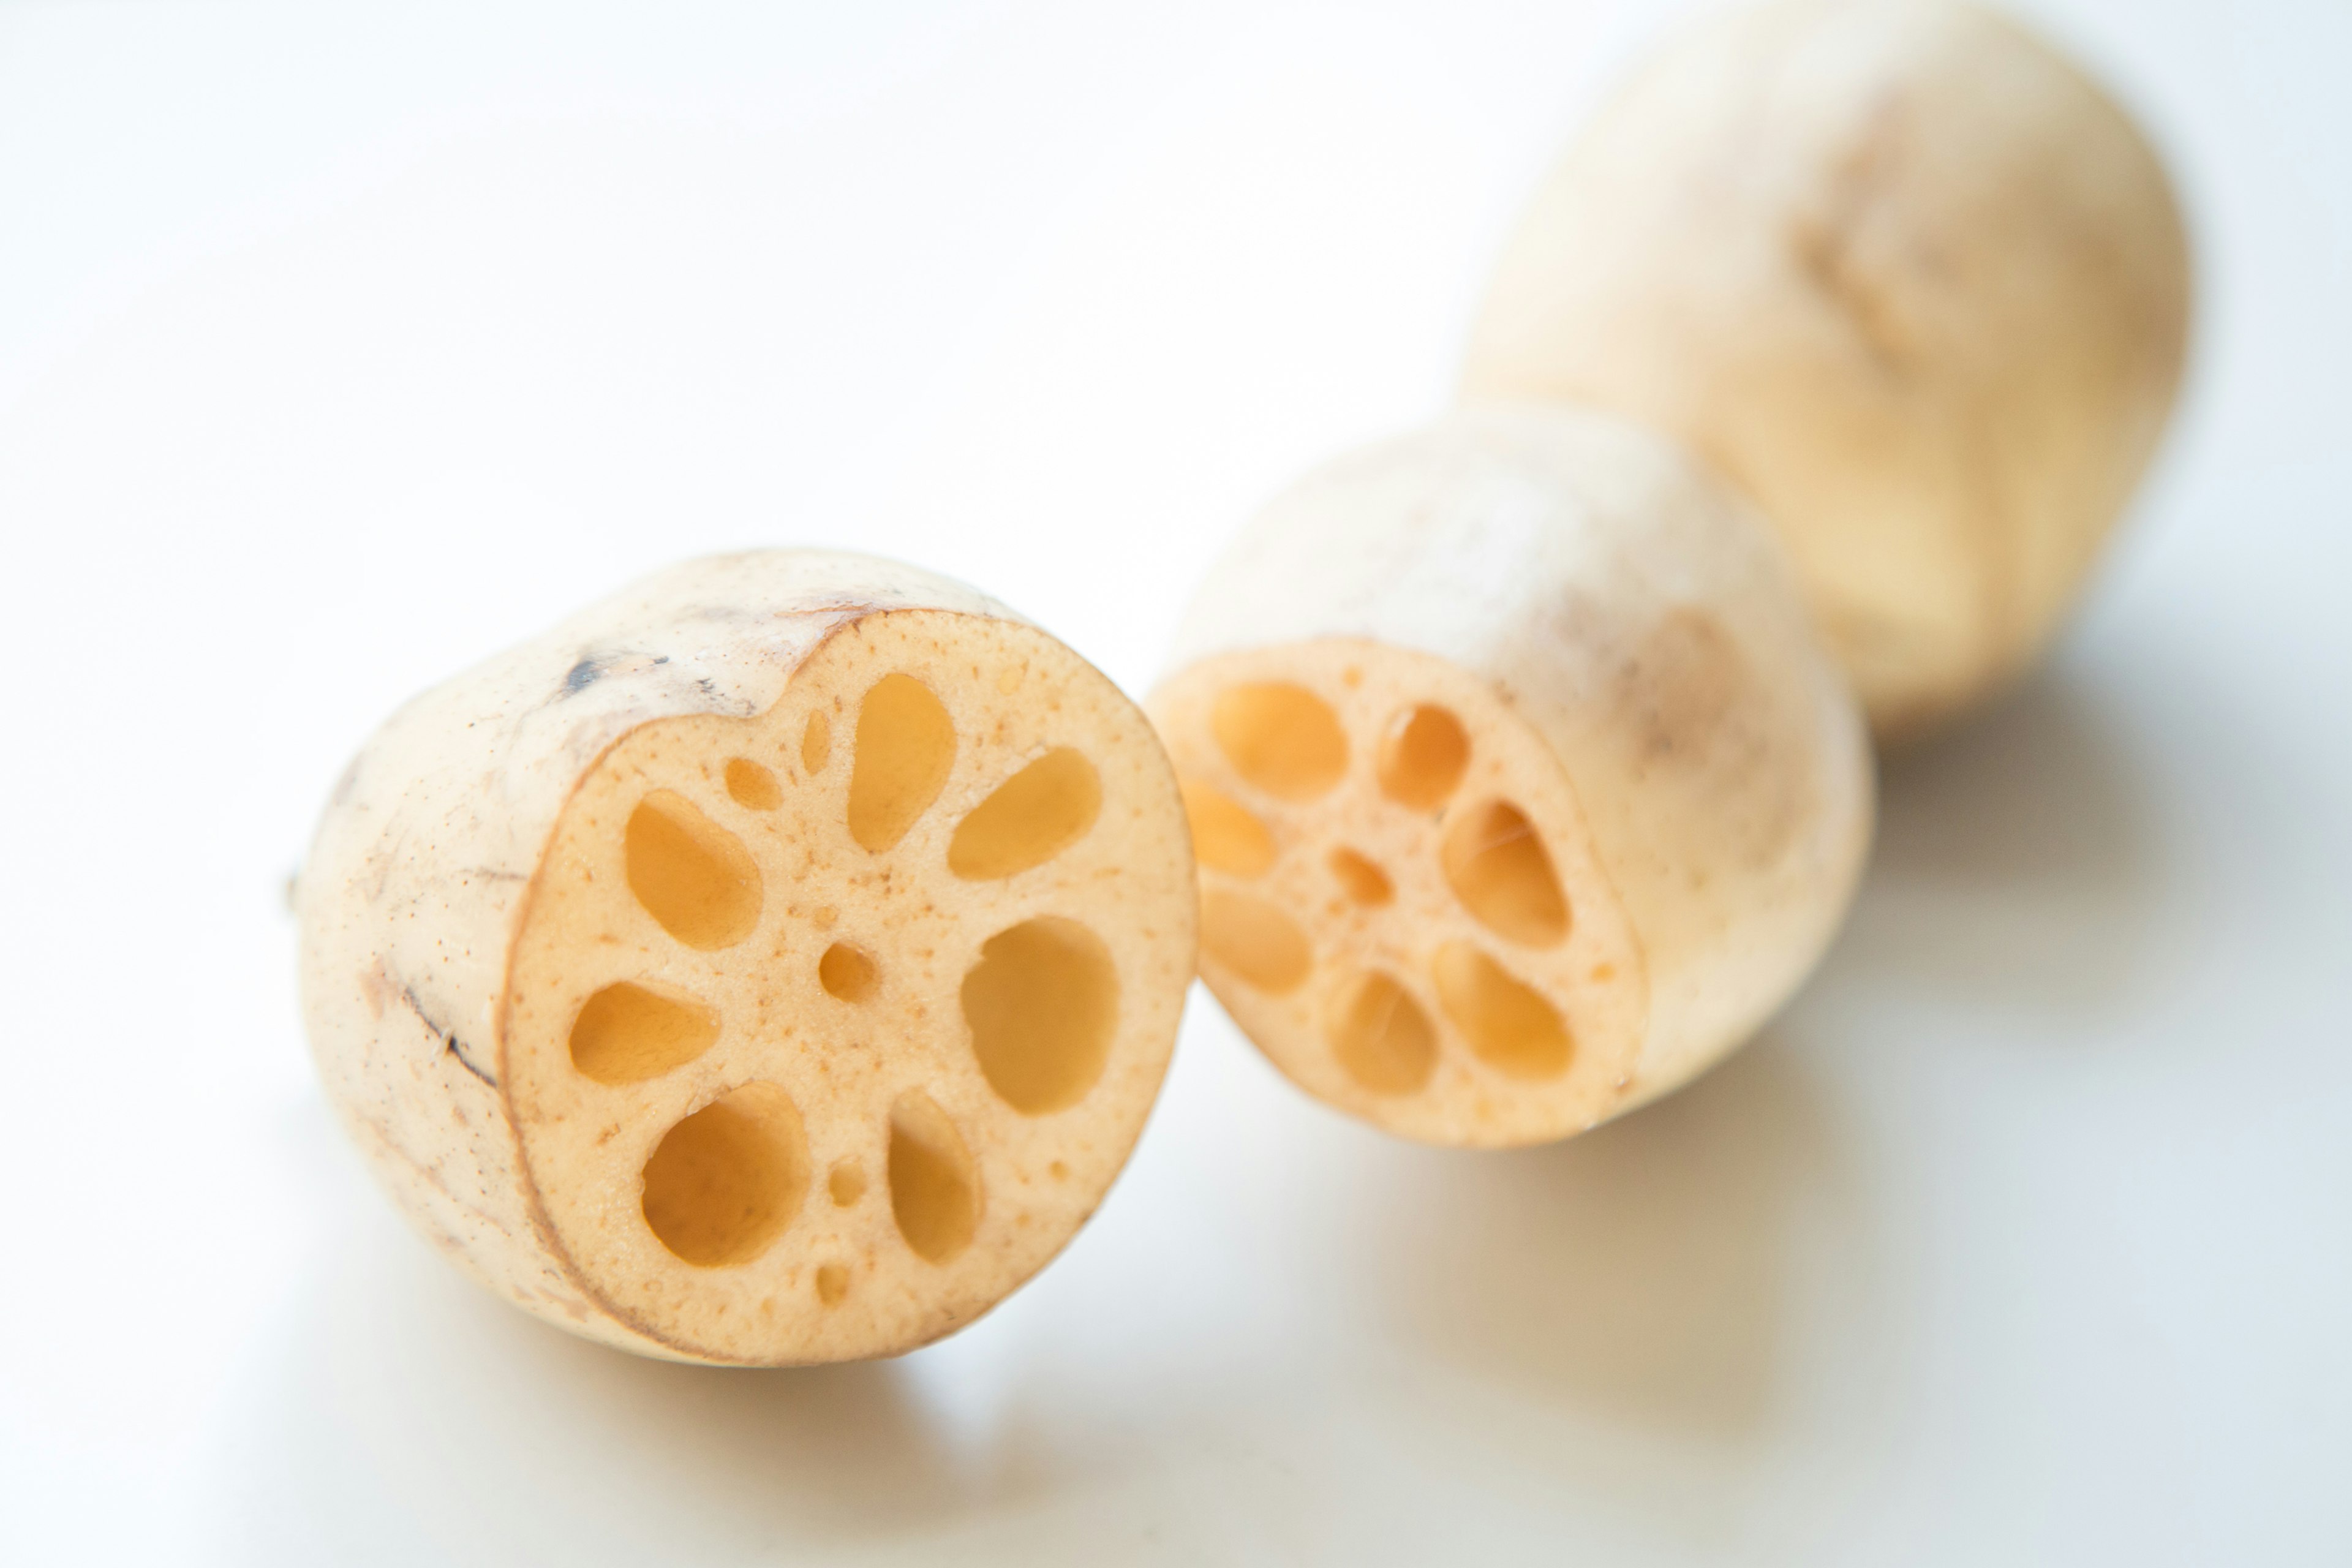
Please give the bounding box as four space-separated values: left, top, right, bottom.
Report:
303 558 1196 1367
505 611 1192 1362
1152 641 1648 1148
1151 407 1871 1148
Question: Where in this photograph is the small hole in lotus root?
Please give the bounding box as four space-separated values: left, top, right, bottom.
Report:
818 943 879 1003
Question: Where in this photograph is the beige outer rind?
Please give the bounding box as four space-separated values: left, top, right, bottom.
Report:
1461 0 2191 739
298 551 1120 1361
1166 406 1872 1115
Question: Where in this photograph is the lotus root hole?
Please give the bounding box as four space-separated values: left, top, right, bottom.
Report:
724 758 782 810
568 981 721 1085
1327 846 1393 905
816 1264 850 1305
625 790 763 950
818 943 879 1003
1199 889 1312 993
1179 778 1275 877
1441 800 1569 946
847 674 956 853
888 1090 979 1264
1211 682 1347 801
801 710 832 775
1433 942 1573 1080
1378 704 1469 810
948 747 1102 880
640 1083 808 1268
962 917 1118 1115
1329 971 1438 1096
827 1159 866 1207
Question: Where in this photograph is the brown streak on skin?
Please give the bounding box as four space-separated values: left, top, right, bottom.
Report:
391 977 496 1088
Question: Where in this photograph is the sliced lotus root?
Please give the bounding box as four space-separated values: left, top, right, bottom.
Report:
1156 648 1646 1142
299 551 1196 1364
1150 405 1873 1148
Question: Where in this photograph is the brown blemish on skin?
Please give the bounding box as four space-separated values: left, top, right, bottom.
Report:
1787 94 1920 375
361 959 394 1020
1613 606 1809 864
1621 608 1746 763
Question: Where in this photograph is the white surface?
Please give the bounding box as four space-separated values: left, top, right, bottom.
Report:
1 1 2346 1562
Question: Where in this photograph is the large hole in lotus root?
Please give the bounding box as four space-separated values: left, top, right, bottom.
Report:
640 1083 808 1267
888 1090 979 1264
1440 800 1569 947
1212 683 1347 801
1432 942 1573 1081
801 710 832 775
1179 778 1275 877
626 791 763 950
1329 971 1437 1096
948 748 1102 880
1378 704 1469 810
1327 846 1393 906
568 981 721 1085
961 917 1118 1115
818 943 879 1003
1199 889 1311 993
724 758 782 810
848 674 956 853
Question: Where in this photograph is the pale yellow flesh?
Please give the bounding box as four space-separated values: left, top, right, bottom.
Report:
1151 640 1648 1148
503 610 1195 1363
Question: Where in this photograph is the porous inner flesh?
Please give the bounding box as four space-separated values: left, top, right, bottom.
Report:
1150 640 1647 1147
503 609 1192 1363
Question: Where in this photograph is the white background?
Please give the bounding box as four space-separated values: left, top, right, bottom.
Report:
2 0 2346 1562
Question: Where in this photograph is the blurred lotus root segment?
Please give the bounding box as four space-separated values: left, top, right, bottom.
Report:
1462 0 2192 741
1150 407 1872 1148
298 551 1197 1364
